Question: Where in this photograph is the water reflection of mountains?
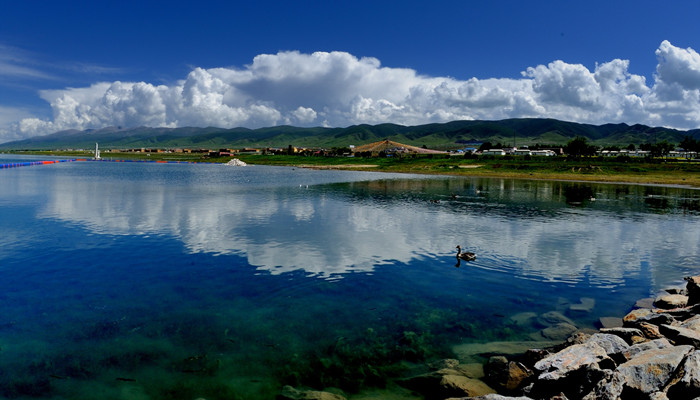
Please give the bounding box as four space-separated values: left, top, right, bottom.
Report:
333 178 700 217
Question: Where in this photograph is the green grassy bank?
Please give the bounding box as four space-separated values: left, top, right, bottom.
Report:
233 154 700 188
11 150 700 188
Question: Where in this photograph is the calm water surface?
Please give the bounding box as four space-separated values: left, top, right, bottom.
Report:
1 155 699 399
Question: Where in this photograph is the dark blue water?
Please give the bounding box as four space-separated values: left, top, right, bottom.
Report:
1 155 699 399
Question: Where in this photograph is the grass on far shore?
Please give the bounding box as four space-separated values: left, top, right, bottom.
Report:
14 150 700 188
235 154 700 188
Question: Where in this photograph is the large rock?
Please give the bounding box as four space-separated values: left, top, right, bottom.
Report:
485 356 508 384
601 345 693 397
485 356 532 392
623 309 652 324
664 303 700 321
667 350 700 399
622 338 673 360
398 367 496 399
659 324 700 347
665 286 687 295
685 275 700 306
623 309 675 328
585 333 629 363
638 321 665 340
682 315 700 332
654 294 689 309
534 342 610 381
599 327 644 345
504 362 532 392
648 392 670 400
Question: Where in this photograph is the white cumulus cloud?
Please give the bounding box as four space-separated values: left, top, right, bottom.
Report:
7 41 700 141
292 106 317 123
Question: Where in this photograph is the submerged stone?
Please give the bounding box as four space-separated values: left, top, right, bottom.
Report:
429 359 460 370
507 312 537 327
635 298 656 309
453 395 534 400
537 311 575 327
278 385 346 400
457 363 486 379
398 367 496 399
440 374 496 398
452 341 559 363
540 323 579 341
598 317 623 329
568 297 595 315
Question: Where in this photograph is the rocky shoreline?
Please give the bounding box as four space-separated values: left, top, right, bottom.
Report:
279 275 700 400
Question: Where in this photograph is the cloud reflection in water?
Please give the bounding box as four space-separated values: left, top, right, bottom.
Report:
37 164 700 285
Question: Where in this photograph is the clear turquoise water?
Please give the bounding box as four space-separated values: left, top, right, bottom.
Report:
1 155 699 399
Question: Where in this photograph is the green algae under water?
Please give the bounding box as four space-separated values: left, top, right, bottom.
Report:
0 156 699 399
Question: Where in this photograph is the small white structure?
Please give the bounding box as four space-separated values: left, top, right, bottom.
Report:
225 158 247 166
530 150 556 157
94 143 101 160
483 149 506 156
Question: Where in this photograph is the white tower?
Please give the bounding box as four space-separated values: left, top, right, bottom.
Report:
94 142 101 160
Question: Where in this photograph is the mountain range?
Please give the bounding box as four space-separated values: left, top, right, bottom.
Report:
1 118 699 150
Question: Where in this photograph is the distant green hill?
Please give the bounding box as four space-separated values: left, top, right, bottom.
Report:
1 119 698 150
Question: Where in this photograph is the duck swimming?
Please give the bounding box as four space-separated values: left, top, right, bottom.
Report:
456 245 476 261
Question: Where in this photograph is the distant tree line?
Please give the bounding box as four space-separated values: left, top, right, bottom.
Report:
680 136 700 152
471 135 698 158
477 142 506 151
563 136 699 158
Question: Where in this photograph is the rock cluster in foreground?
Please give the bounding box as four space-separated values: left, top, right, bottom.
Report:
453 275 700 400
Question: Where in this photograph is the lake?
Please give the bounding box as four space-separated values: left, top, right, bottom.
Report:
1 155 699 399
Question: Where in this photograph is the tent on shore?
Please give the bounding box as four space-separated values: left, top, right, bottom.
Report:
352 140 447 156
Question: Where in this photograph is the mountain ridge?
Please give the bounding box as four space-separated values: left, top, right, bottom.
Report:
1 118 699 150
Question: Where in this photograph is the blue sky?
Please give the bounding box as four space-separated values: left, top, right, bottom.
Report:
1 1 700 142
